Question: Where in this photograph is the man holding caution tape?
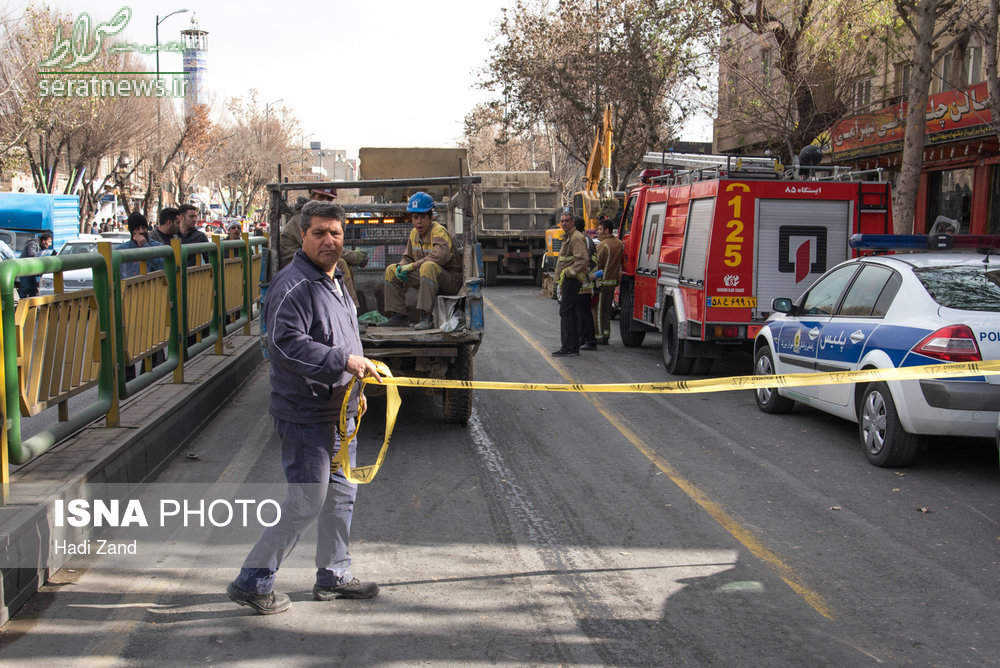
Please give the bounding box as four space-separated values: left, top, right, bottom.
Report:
228 200 382 615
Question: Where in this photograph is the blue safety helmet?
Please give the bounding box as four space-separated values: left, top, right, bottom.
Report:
407 192 435 213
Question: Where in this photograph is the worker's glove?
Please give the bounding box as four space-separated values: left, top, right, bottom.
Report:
588 269 604 282
395 263 413 282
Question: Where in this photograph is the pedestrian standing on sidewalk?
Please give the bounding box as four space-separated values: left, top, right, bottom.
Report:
227 199 382 615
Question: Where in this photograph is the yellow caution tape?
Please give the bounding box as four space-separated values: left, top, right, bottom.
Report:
337 358 1000 483
366 358 1000 394
333 360 400 484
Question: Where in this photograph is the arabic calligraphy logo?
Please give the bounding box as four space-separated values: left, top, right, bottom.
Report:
792 329 801 353
778 225 827 283
41 8 132 70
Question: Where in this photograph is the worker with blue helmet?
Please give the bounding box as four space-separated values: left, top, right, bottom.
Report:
379 192 463 330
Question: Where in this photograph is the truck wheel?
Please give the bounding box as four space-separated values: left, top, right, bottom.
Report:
662 306 692 375
618 286 645 347
858 382 918 467
484 261 497 287
753 346 794 414
533 262 543 287
443 344 474 425
691 357 714 375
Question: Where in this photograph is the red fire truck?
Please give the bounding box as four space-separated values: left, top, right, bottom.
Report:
617 153 893 374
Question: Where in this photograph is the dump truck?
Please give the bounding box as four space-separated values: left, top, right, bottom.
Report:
358 148 560 287
265 175 484 424
472 171 560 286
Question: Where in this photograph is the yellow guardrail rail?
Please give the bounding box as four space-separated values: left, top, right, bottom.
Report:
0 234 266 487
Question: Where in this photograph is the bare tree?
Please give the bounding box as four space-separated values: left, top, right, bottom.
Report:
207 92 301 217
463 102 582 202
891 0 985 232
717 0 898 162
479 0 714 189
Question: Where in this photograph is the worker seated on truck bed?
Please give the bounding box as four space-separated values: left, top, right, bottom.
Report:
380 191 462 331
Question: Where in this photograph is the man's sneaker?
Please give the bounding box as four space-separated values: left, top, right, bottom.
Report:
414 312 435 331
378 313 409 327
551 349 579 357
313 578 380 600
227 581 291 615
580 342 598 351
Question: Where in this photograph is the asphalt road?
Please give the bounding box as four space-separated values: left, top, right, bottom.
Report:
2 281 999 666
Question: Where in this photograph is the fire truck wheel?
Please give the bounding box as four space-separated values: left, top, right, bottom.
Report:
753 345 794 414
618 287 646 347
858 382 918 467
662 306 692 375
484 261 498 287
443 344 474 425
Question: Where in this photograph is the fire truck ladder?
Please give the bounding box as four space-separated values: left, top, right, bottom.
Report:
642 152 782 180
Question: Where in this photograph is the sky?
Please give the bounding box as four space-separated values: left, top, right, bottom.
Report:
26 0 712 162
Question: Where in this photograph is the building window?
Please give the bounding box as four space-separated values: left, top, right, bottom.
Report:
937 46 984 92
968 46 983 84
927 167 973 234
852 77 872 111
990 167 1000 235
893 62 911 98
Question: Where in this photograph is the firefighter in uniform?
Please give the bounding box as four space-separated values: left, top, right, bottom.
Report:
575 216 599 351
593 217 624 345
552 209 590 357
380 192 463 331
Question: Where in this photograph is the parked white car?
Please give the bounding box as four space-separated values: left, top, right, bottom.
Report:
753 250 1000 467
39 236 104 294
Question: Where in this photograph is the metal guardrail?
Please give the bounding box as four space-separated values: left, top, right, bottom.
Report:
0 234 266 488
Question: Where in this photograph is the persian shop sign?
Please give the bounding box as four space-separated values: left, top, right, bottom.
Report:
830 82 994 157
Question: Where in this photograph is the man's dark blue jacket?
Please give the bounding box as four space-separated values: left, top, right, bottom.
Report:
263 249 362 423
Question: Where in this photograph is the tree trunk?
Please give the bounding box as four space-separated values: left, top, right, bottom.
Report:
986 0 1000 137
894 1 940 234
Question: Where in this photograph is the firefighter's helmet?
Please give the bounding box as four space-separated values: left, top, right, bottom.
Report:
407 192 435 213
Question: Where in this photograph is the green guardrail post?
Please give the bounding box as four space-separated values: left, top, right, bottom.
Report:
243 233 252 336
213 233 224 355
98 242 121 427
171 238 184 383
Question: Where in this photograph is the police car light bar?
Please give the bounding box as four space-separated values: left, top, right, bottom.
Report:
849 234 1000 251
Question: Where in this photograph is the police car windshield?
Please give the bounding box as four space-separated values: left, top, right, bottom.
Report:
913 265 1000 312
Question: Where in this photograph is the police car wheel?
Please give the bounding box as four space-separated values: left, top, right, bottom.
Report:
753 345 794 414
858 382 918 467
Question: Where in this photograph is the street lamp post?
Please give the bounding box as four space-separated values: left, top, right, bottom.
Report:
264 98 285 124
155 8 189 214
264 99 285 178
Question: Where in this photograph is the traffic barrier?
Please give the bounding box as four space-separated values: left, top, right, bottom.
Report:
337 358 1000 484
0 235 266 485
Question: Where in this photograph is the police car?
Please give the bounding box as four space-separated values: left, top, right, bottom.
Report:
752 234 1000 467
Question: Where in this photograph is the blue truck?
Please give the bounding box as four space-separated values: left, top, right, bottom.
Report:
0 193 80 253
